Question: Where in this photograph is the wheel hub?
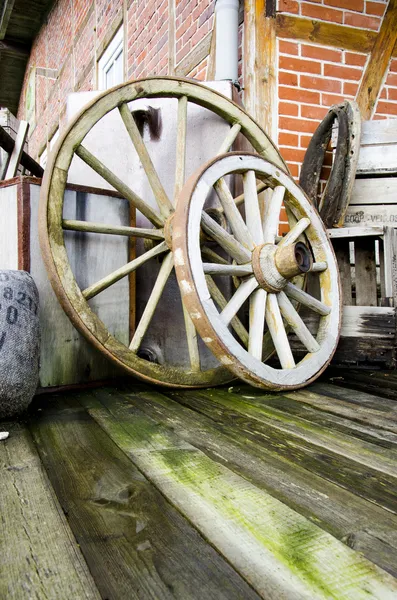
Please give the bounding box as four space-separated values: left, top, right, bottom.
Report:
252 242 312 293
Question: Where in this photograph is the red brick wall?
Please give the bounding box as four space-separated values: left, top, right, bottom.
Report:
277 0 392 179
17 0 397 174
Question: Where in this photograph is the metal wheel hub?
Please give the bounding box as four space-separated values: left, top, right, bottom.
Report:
252 242 312 293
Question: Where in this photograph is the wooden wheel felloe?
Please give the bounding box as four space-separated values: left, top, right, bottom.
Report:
39 76 286 388
173 153 342 390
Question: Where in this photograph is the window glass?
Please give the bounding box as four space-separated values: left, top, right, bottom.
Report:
98 27 124 90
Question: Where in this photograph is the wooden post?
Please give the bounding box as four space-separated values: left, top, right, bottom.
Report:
243 0 277 138
5 120 29 179
356 0 397 120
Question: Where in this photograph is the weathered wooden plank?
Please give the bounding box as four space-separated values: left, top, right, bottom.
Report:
29 399 258 600
311 382 397 413
0 422 100 600
113 386 397 577
176 389 397 476
168 389 397 513
83 388 397 599
356 0 397 119
360 119 397 145
332 238 352 305
323 369 397 402
241 392 397 447
328 226 384 238
354 237 378 306
351 179 397 205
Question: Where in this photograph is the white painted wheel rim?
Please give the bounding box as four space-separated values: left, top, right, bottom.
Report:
174 153 342 390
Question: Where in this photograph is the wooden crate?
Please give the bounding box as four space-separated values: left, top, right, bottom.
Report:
0 176 131 389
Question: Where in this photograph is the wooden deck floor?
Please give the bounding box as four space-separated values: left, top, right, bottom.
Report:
2 377 397 599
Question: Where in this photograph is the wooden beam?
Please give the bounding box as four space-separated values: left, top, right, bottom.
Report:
244 0 277 137
356 0 397 119
5 120 28 179
0 125 43 177
0 0 16 40
168 0 175 75
276 14 377 54
175 31 212 77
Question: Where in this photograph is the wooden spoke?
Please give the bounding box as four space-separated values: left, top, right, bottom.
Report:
262 185 286 244
243 170 264 245
285 282 331 316
129 252 173 352
215 178 254 250
248 288 267 360
83 241 168 300
312 261 328 272
201 246 229 265
266 293 295 369
182 305 201 372
216 123 241 155
75 144 164 228
234 181 267 208
277 291 320 353
174 95 188 203
277 217 310 249
201 211 251 264
118 103 173 217
206 276 249 346
63 219 164 239
220 277 258 325
203 263 253 276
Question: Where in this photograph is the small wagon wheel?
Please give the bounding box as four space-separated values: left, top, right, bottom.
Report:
173 153 341 390
39 76 287 388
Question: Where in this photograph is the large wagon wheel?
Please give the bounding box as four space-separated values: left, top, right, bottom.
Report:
173 153 341 390
39 76 287 388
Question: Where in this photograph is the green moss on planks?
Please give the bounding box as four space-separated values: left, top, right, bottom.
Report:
29 399 259 600
84 388 397 600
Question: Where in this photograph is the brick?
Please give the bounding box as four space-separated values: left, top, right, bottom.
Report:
366 1 386 17
344 52 367 66
380 87 388 100
321 165 332 180
343 81 359 96
279 56 321 74
301 104 328 120
280 147 307 163
279 116 319 134
390 59 397 73
278 132 299 146
301 45 342 63
324 0 364 11
278 0 299 13
386 73 397 87
279 86 320 104
300 75 342 93
279 101 299 116
321 93 346 106
279 71 298 86
387 88 397 102
300 135 313 149
344 12 380 30
278 40 299 55
324 64 363 80
285 162 300 178
301 3 343 24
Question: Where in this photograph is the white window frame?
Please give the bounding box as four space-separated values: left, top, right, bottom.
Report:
98 26 124 90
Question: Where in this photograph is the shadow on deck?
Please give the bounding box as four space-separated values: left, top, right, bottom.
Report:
2 373 397 599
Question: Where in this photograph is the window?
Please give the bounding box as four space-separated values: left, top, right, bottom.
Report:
98 27 124 90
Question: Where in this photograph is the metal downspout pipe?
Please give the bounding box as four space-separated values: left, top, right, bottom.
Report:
214 0 240 85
